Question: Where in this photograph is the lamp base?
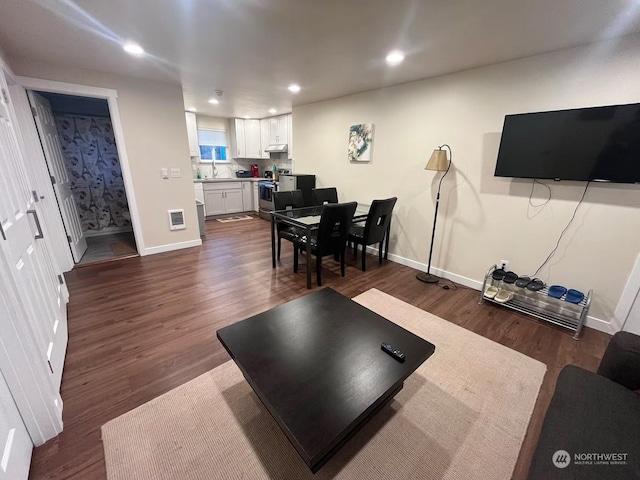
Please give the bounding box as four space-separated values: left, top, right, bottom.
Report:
416 272 440 283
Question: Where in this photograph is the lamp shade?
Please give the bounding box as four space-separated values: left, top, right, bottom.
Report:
425 149 449 171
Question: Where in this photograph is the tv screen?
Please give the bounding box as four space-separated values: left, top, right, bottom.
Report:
494 103 640 183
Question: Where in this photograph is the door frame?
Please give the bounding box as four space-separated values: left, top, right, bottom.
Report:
613 253 640 332
16 76 146 256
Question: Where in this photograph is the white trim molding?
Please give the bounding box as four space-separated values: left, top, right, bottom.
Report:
15 76 146 256
142 239 202 256
365 245 615 335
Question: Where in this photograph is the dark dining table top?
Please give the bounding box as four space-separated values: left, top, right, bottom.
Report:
270 204 370 228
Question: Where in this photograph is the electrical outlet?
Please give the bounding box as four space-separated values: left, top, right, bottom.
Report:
500 259 509 271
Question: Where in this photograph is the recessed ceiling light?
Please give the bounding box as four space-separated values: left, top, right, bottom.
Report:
288 84 301 93
268 108 277 114
208 98 220 105
385 50 405 66
187 107 197 112
123 43 144 56
243 115 251 119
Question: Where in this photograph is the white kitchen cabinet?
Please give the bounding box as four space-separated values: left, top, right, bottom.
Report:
244 119 262 158
185 112 200 157
264 114 290 146
268 117 279 145
229 118 263 159
228 118 246 158
241 181 253 211
260 119 270 159
253 182 259 211
203 182 250 215
278 115 289 145
225 189 244 213
204 190 225 216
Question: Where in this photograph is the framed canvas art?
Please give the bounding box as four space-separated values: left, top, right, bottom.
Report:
348 123 374 162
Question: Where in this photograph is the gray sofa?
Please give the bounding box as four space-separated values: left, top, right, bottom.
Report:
527 331 640 479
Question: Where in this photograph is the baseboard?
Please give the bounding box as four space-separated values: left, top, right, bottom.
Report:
364 245 482 290
365 245 615 336
141 239 202 256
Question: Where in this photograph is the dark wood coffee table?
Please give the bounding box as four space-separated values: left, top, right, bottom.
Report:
216 288 435 472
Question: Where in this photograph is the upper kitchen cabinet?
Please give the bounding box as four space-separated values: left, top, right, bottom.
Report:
228 118 246 158
185 112 200 157
267 115 289 145
244 119 262 158
230 114 293 159
260 119 270 159
228 118 262 159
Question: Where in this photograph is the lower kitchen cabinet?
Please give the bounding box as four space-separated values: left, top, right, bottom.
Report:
242 182 252 212
204 190 225 216
203 181 254 216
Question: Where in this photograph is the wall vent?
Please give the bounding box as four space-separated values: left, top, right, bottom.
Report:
168 209 186 230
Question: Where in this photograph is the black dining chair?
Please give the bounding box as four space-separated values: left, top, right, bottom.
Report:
273 190 305 259
293 202 357 286
349 197 397 271
312 187 339 206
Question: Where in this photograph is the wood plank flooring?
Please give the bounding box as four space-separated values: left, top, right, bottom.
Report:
28 216 611 480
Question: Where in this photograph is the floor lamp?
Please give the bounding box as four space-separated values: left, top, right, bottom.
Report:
416 144 452 283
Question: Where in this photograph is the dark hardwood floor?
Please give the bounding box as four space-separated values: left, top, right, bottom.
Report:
29 216 611 480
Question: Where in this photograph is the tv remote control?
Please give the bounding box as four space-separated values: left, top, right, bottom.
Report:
381 342 405 362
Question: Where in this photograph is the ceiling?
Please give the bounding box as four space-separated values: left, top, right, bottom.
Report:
2 0 640 119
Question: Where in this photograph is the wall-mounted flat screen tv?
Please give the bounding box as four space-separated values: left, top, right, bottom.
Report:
494 103 640 183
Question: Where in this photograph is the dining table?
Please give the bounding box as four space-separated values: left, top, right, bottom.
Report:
270 204 390 288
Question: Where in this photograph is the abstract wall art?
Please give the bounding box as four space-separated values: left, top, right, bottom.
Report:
348 123 374 162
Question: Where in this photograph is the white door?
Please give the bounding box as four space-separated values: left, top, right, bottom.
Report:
224 189 244 213
0 372 32 480
27 91 87 263
1 79 68 389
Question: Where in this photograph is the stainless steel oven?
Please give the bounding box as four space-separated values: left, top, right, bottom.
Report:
258 180 276 220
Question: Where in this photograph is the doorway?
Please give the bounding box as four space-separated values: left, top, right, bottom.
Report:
28 91 138 265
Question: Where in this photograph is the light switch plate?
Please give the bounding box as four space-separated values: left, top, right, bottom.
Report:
171 168 181 178
161 168 169 179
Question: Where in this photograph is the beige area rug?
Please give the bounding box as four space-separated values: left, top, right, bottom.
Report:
102 289 546 480
216 215 254 223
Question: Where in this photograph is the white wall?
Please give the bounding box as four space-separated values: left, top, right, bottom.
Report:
10 58 201 252
294 35 640 327
196 114 228 131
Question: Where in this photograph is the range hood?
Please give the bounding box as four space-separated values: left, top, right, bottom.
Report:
264 143 288 153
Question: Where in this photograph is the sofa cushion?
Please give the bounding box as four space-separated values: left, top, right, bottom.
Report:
527 365 640 480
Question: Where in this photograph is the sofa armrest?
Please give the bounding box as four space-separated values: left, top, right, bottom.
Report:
597 331 640 391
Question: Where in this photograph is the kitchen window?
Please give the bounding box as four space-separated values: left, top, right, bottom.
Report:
198 129 228 162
